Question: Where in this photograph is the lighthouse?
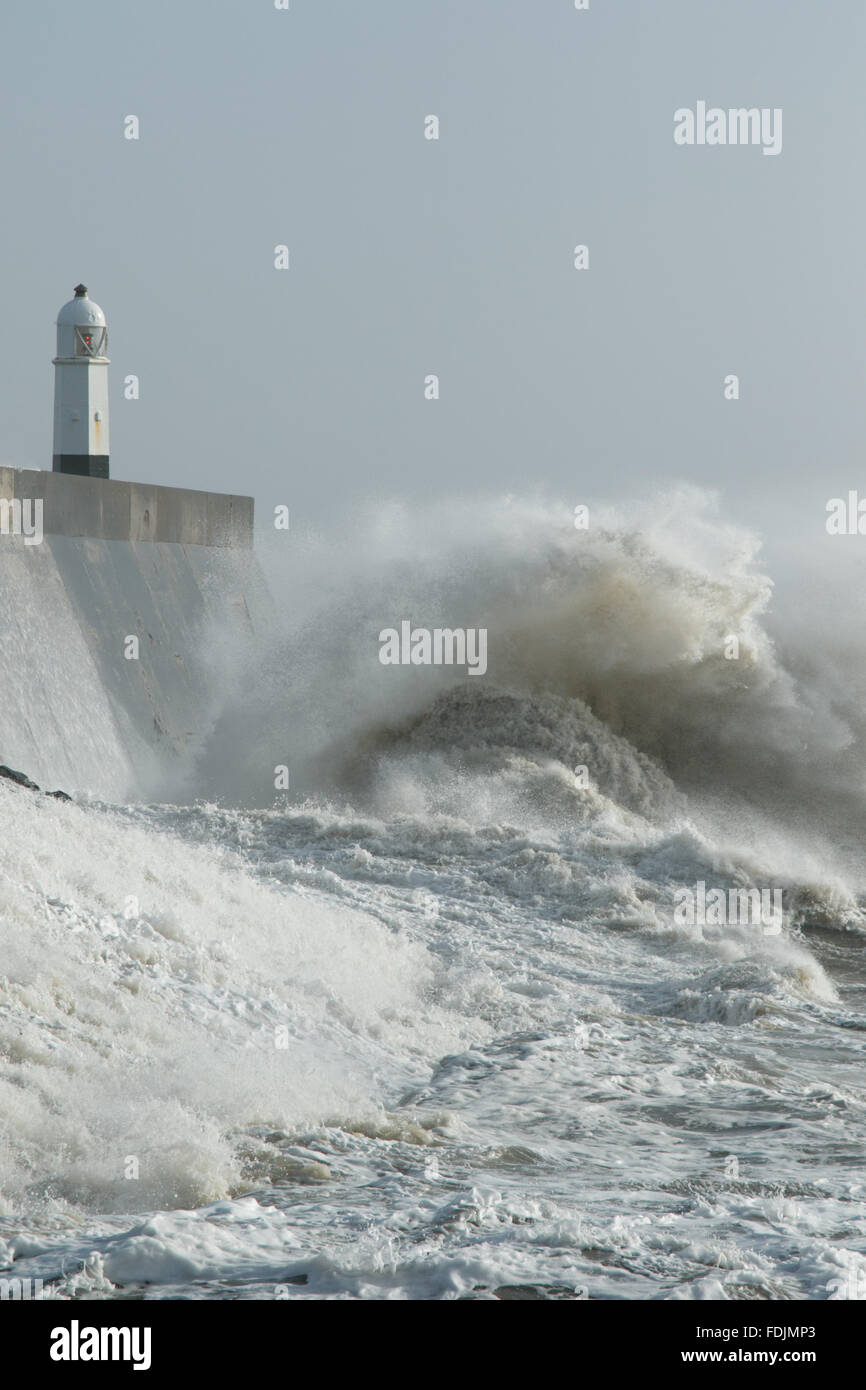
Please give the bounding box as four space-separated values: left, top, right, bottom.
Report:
52 284 110 478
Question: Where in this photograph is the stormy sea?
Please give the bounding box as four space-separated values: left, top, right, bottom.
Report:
1 492 864 1302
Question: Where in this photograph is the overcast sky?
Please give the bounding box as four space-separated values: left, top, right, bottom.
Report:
1 0 864 563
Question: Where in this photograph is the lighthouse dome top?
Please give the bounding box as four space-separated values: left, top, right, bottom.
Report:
57 285 106 328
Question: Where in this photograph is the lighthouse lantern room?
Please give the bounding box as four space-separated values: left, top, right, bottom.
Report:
52 284 110 477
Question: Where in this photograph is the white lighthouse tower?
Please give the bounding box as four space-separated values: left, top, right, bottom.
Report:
52 284 110 477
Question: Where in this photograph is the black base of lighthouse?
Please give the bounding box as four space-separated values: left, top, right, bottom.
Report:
53 455 109 479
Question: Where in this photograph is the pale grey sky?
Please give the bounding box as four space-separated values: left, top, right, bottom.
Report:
1 0 863 557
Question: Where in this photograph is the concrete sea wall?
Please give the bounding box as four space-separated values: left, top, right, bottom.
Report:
0 470 269 800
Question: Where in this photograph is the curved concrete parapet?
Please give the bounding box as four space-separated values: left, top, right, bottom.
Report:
0 468 254 548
